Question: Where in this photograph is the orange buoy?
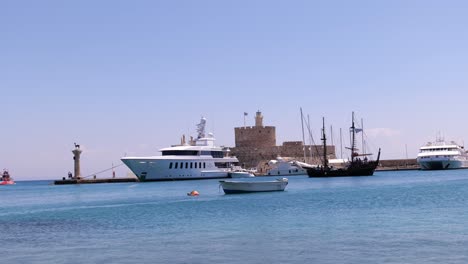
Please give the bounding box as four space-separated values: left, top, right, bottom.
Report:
187 190 199 196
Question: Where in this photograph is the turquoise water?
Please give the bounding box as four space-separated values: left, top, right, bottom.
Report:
2 170 468 264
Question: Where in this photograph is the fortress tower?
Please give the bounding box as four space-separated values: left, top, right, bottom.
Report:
231 111 336 170
255 110 263 127
234 111 276 148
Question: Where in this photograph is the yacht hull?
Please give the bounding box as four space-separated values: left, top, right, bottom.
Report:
306 161 378 177
219 178 288 194
266 159 306 176
121 157 236 181
417 159 468 170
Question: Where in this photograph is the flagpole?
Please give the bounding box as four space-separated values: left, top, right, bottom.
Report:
243 112 249 128
243 113 246 128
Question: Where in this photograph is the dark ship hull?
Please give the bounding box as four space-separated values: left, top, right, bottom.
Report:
307 161 379 177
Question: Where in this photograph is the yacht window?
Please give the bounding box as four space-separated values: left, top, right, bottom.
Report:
199 162 202 168
169 162 173 169
215 162 229 168
190 162 193 169
175 162 178 169
162 150 199 156
211 151 224 158
185 162 188 169
203 162 206 169
195 162 197 169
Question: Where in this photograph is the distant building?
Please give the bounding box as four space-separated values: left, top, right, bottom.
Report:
235 111 276 148
230 111 336 171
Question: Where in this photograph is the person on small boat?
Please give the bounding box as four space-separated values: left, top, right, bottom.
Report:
1 169 14 185
2 169 10 180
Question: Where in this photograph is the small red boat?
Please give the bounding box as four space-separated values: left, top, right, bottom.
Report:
1 169 15 185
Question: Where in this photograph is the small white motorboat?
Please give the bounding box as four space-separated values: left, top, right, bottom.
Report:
266 157 307 176
228 170 255 178
219 178 288 194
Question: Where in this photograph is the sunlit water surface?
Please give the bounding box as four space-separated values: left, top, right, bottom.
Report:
2 170 468 264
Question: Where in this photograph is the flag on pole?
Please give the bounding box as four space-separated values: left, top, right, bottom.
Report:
355 128 363 133
243 112 248 128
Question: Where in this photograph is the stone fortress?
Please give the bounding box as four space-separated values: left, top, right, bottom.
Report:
230 111 336 174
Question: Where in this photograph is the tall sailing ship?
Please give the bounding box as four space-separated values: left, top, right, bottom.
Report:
121 117 239 181
303 112 381 177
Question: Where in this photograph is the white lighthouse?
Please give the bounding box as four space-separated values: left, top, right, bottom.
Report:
72 143 82 179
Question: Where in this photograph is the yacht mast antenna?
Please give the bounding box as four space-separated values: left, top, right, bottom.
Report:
196 117 206 139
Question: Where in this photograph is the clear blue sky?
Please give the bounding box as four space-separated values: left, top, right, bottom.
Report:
2 1 468 180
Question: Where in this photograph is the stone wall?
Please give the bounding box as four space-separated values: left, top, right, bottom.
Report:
230 141 336 169
234 126 276 148
230 146 280 168
379 159 418 167
279 141 336 162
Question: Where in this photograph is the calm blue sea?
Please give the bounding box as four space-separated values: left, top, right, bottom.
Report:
2 170 468 264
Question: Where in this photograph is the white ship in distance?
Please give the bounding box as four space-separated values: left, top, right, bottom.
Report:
266 157 307 176
122 117 239 181
417 137 468 170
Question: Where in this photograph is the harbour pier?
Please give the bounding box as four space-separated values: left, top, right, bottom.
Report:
54 177 138 185
53 143 138 185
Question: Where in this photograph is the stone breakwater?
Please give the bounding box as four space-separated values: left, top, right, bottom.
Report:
377 159 419 171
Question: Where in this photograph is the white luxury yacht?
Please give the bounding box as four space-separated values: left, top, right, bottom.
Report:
417 138 468 170
265 157 307 176
121 117 239 181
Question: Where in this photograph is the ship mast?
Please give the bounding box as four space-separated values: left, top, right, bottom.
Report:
300 108 307 162
351 112 356 162
340 128 343 159
322 117 328 168
361 118 365 155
